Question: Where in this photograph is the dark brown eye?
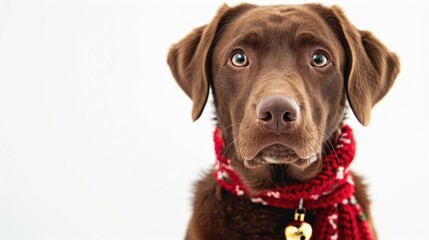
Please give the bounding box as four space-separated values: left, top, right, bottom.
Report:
231 52 248 67
311 53 329 67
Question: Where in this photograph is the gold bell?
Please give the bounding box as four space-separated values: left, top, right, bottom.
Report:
285 199 313 240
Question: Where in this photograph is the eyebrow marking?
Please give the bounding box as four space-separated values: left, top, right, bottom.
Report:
295 32 331 48
229 32 264 49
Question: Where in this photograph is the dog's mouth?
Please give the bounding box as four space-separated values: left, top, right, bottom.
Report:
244 144 318 169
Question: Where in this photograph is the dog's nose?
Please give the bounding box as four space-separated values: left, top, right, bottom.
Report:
256 96 300 134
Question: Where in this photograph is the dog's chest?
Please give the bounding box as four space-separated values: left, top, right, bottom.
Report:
192 175 317 239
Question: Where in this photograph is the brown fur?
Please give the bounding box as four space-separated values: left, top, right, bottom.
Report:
168 3 399 239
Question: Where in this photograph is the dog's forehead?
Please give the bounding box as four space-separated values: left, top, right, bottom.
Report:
228 5 332 39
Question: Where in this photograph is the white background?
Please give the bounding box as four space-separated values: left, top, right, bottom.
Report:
0 0 428 239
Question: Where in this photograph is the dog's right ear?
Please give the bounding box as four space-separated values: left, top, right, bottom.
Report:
167 4 255 121
328 6 400 126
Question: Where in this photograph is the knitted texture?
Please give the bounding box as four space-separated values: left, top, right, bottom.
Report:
213 125 373 240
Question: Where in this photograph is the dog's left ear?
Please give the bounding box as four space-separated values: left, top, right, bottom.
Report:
316 5 400 126
167 4 256 121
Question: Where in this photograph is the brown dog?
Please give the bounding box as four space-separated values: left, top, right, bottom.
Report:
168 3 399 239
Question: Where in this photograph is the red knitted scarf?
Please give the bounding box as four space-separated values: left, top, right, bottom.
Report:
213 125 373 240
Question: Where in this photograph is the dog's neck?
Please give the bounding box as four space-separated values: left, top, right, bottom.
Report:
214 123 353 200
219 125 342 194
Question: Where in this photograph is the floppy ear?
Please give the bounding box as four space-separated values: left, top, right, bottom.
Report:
167 4 255 121
328 6 400 126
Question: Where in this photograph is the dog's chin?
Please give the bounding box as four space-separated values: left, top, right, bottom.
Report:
243 144 318 169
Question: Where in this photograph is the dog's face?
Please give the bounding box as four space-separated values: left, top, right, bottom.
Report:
168 4 399 192
211 6 346 173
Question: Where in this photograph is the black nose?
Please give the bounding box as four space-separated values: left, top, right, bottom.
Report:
256 96 300 134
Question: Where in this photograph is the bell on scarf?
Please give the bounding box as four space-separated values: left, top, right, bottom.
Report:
285 199 312 240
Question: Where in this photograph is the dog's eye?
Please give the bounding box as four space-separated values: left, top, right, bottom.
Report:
231 52 248 67
311 53 329 67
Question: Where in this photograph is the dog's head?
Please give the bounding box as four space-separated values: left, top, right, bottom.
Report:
168 4 399 192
